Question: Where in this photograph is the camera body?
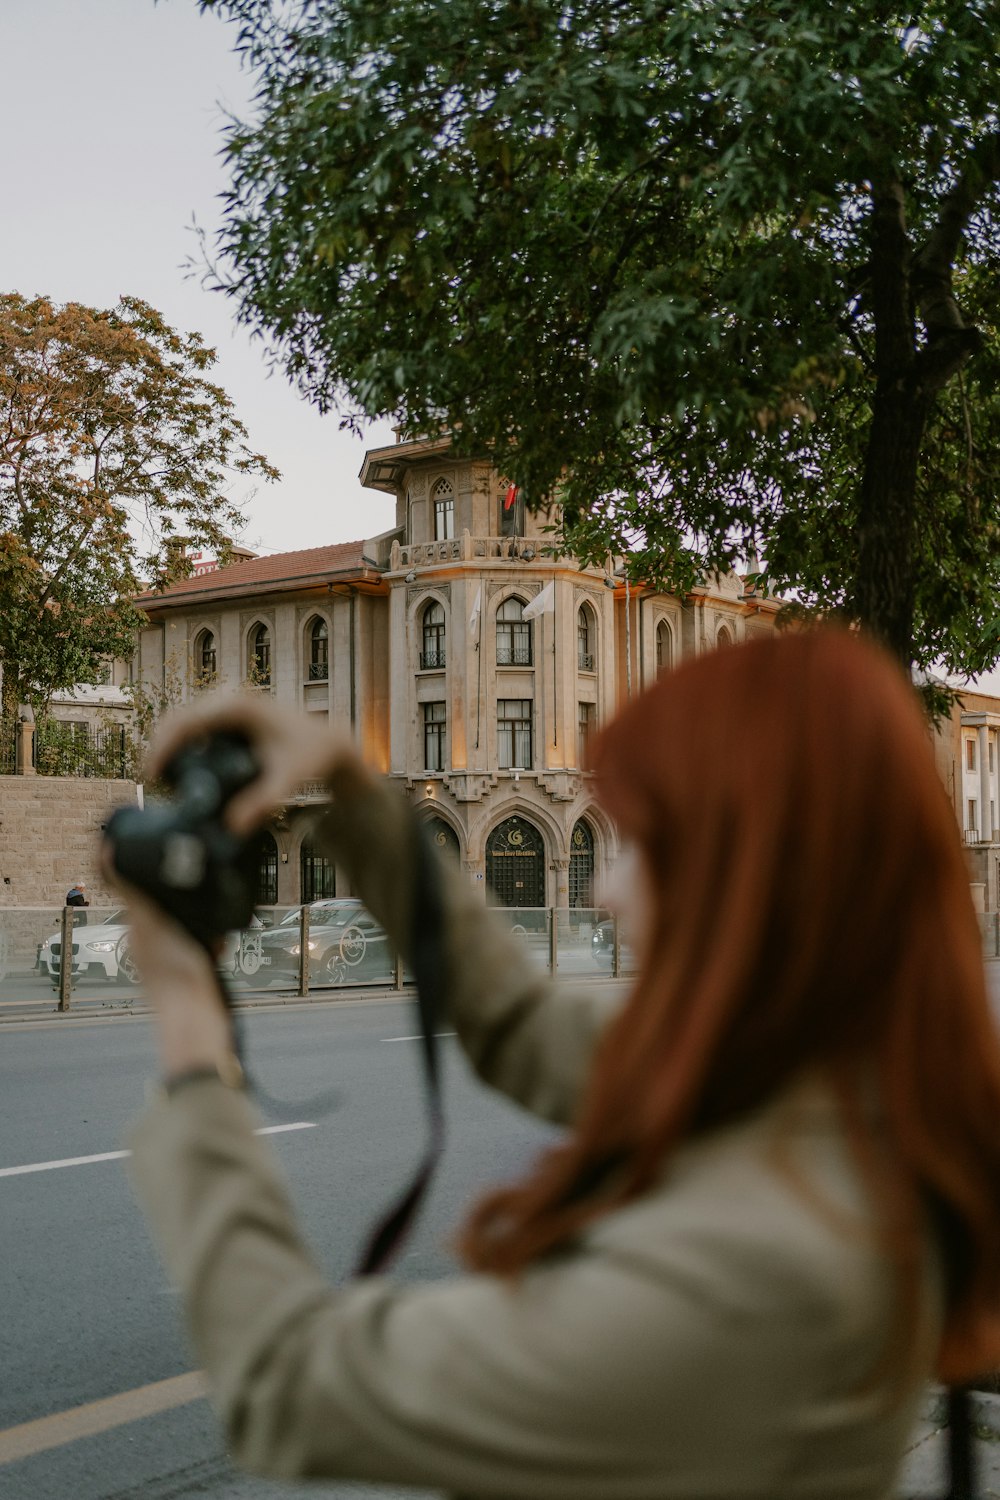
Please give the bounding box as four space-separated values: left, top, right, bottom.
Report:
105 732 263 950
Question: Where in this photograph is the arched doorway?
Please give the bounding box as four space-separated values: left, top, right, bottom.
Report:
568 820 595 908
424 816 461 862
256 831 278 905
486 816 545 907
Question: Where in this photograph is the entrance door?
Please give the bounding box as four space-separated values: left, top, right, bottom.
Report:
568 819 595 907
486 816 545 907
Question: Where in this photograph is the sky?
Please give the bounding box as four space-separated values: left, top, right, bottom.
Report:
0 0 397 559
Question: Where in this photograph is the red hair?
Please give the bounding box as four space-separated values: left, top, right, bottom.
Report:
458 628 1000 1382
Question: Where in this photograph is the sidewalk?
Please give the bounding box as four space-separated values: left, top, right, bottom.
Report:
900 1391 1000 1497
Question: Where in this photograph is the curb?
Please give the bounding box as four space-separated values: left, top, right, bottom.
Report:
923 1388 1000 1439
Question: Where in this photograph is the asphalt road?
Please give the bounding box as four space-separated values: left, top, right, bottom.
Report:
4 967 1000 1500
0 997 563 1500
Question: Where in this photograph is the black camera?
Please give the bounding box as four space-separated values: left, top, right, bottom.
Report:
104 732 263 950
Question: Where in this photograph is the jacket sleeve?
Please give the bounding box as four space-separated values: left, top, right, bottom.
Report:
317 763 621 1127
127 1081 897 1500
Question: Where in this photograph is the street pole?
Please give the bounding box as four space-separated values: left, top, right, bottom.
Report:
58 905 73 1011
298 905 311 997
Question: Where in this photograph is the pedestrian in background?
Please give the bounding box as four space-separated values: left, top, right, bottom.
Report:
65 881 89 927
112 629 1000 1500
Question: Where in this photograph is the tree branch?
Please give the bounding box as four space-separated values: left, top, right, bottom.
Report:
912 129 1000 342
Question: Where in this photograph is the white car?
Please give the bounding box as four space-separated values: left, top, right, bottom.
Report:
44 911 264 988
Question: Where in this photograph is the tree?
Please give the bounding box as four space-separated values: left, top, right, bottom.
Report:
0 293 278 713
198 0 1000 672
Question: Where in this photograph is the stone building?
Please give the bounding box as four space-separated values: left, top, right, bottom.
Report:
134 434 781 911
933 685 1000 913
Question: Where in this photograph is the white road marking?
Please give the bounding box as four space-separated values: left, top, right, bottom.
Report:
382 1031 456 1042
0 1122 316 1178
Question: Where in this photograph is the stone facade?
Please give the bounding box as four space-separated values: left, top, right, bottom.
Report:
132 437 780 911
0 773 137 908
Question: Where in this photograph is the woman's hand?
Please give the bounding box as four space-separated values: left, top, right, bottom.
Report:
145 693 370 836
115 886 236 1079
108 696 374 1083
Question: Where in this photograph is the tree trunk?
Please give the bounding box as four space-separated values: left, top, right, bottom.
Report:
853 383 929 666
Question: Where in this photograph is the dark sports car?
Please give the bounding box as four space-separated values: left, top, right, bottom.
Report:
257 899 395 987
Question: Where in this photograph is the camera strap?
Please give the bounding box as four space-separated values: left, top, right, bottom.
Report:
353 821 446 1275
212 819 446 1275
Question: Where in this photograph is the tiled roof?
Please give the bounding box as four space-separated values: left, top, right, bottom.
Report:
136 540 372 609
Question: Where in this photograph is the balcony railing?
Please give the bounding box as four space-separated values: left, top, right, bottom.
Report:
496 645 533 667
577 652 595 672
419 648 446 670
307 661 329 681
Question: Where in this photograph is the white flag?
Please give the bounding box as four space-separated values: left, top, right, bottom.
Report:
522 580 555 620
468 585 482 637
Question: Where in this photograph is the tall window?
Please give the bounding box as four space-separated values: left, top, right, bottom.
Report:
433 477 455 540
968 799 979 837
656 619 673 676
423 701 447 771
569 819 595 908
256 832 278 905
420 601 446 669
300 836 336 901
308 617 328 680
577 605 595 671
498 699 533 769
716 625 734 649
967 738 976 771
249 622 271 686
578 702 597 764
496 597 532 666
194 629 216 686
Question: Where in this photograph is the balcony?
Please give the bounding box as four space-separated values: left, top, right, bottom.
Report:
577 652 595 672
496 645 533 667
419 648 446 670
307 661 329 681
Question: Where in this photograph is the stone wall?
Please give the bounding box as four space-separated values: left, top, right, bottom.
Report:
0 775 138 908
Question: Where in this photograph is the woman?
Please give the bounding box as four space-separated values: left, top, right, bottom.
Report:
119 628 1000 1499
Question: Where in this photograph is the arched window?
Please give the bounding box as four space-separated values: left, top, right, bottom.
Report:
249 622 272 686
656 619 673 676
307 616 328 680
486 816 545 907
716 624 734 650
496 596 532 666
193 629 216 687
256 831 278 905
420 600 446 669
432 476 455 540
300 835 336 902
577 605 595 671
569 819 596 908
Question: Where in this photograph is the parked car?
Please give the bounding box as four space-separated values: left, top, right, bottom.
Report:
590 914 637 974
257 899 395 987
44 911 264 989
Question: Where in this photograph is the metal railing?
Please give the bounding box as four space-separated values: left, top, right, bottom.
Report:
496 644 533 667
578 652 595 672
34 721 129 779
0 716 16 774
419 648 446 670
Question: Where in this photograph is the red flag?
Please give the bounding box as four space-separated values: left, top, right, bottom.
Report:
504 483 519 511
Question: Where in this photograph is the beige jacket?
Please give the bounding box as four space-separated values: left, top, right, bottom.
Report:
128 771 941 1499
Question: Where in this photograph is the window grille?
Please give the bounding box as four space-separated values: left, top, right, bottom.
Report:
568 820 595 907
257 832 278 905
577 606 594 671
496 598 532 666
300 837 336 901
420 601 446 669
308 617 329 681
250 623 272 685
